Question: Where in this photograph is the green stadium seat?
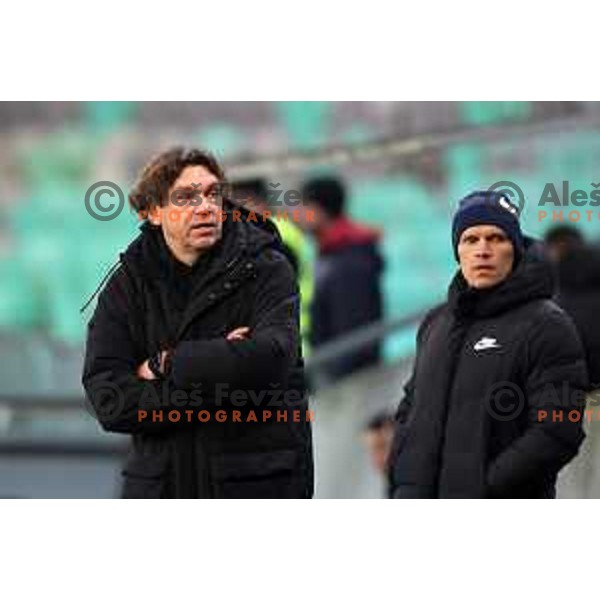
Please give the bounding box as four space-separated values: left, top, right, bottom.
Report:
0 259 42 330
196 123 245 159
276 101 331 149
83 101 137 131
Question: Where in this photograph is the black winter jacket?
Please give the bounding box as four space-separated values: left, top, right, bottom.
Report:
556 246 600 387
389 240 588 499
83 213 314 498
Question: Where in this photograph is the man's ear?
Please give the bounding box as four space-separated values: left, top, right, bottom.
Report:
147 205 162 226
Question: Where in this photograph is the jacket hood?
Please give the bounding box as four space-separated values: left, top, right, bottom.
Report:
318 216 381 254
448 236 555 318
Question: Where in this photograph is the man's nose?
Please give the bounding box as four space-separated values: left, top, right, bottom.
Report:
193 197 217 214
186 199 212 224
474 242 492 257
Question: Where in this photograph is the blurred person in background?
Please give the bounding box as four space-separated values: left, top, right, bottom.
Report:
82 148 313 499
362 410 395 497
232 177 314 353
544 224 585 264
300 176 383 383
544 225 600 387
388 191 588 498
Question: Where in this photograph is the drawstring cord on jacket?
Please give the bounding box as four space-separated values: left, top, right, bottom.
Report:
79 258 123 314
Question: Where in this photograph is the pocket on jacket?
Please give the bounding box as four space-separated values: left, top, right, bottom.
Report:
121 452 170 499
211 449 301 499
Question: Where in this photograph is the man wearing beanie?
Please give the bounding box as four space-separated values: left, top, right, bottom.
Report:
388 190 588 498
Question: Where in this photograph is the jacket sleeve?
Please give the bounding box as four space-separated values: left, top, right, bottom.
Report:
386 374 416 496
486 307 589 496
387 308 443 488
169 250 300 395
82 269 195 435
394 375 416 424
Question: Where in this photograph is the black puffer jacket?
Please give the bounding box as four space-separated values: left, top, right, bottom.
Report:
556 246 600 387
389 239 588 499
83 211 313 498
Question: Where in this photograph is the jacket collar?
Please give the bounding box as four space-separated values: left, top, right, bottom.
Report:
317 216 380 254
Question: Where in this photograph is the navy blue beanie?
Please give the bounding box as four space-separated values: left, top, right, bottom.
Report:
452 191 524 261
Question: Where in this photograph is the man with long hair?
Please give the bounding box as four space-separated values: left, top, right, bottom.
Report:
83 148 313 498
